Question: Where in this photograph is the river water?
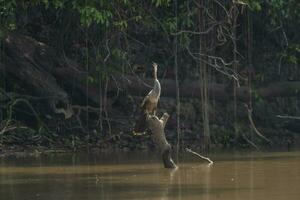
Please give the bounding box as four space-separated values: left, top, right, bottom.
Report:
0 151 299 200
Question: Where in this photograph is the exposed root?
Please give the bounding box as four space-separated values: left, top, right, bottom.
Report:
242 134 259 150
1 98 41 135
244 103 271 143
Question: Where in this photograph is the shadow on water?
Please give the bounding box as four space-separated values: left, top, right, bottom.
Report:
0 182 257 200
0 167 258 200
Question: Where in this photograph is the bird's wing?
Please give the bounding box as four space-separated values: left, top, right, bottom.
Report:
140 93 150 108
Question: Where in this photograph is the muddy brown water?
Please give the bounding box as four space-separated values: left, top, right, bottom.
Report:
0 151 300 200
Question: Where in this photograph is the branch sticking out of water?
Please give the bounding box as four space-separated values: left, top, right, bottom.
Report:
185 148 213 164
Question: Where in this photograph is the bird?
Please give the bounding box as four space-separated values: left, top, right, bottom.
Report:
133 62 161 135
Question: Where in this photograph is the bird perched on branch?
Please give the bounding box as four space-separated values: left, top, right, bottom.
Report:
133 62 161 135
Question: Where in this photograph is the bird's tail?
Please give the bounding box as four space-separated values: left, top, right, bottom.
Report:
133 111 147 135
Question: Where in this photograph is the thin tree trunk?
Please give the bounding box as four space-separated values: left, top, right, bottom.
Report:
247 8 254 141
232 3 239 137
198 0 210 149
174 0 181 155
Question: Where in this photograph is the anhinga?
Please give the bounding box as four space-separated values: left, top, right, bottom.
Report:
133 62 161 135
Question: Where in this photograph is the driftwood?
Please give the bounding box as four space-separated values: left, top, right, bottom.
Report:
146 113 177 169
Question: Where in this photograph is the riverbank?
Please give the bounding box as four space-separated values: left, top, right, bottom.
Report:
1 133 297 159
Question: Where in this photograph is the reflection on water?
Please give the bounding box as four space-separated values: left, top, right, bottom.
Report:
1 151 300 200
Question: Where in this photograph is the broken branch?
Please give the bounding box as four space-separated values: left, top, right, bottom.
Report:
185 148 213 164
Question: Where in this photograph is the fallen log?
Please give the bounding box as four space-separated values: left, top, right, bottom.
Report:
108 76 300 101
2 33 299 108
53 68 300 103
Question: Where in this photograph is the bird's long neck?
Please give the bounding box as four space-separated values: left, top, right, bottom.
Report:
153 78 161 98
149 68 161 101
153 66 160 96
154 67 158 80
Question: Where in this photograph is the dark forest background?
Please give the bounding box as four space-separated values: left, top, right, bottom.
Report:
0 0 299 152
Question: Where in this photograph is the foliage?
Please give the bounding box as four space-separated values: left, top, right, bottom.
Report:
214 126 236 148
0 0 17 30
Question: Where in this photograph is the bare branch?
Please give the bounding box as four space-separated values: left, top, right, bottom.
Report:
185 148 213 164
171 25 216 36
186 46 242 86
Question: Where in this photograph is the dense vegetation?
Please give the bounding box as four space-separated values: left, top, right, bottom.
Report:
0 0 299 152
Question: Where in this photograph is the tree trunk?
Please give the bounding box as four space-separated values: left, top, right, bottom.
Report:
146 113 177 169
198 0 210 149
